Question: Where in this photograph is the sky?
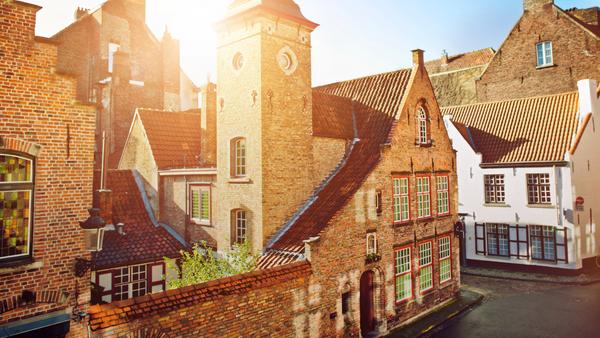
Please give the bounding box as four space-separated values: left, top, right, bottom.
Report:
29 0 600 86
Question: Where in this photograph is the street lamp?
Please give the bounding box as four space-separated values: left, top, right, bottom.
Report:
80 208 106 252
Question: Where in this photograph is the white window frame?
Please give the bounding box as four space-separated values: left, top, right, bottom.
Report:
417 176 431 219
484 174 505 204
436 175 449 215
536 41 553 67
189 184 211 225
232 138 247 178
112 264 148 301
395 246 412 302
417 107 429 145
393 177 410 223
108 42 120 73
233 209 247 245
366 233 377 255
418 241 434 294
527 173 552 205
438 236 452 283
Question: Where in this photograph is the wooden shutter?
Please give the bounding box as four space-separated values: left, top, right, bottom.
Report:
555 228 568 263
475 223 486 255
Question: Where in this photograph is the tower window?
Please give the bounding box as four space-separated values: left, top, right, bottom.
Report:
231 138 247 178
417 107 429 145
536 41 553 67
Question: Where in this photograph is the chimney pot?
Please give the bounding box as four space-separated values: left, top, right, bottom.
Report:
412 49 425 67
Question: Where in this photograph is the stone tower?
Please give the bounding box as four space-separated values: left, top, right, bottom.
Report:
214 0 319 251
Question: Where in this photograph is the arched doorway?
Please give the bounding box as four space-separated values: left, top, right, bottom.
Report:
360 270 375 336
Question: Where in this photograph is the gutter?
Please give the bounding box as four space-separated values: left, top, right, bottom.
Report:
480 161 569 169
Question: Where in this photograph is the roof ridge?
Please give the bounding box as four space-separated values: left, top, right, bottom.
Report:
441 90 579 110
314 68 412 91
425 47 495 63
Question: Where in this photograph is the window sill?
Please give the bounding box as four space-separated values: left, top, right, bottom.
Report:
415 142 433 148
393 220 414 228
416 217 434 222
191 220 212 227
536 64 556 70
228 178 252 184
527 204 555 209
0 259 43 276
436 213 453 219
483 203 511 208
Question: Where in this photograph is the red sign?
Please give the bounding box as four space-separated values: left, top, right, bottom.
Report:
576 196 585 205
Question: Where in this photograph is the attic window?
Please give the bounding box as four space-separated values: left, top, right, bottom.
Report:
536 41 553 67
417 107 429 145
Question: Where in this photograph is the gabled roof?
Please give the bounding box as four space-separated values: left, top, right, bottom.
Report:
426 48 495 74
137 109 203 170
260 69 412 264
312 91 354 139
443 91 579 165
93 170 186 269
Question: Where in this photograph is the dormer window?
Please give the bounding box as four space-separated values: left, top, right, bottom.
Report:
417 107 429 145
536 41 553 67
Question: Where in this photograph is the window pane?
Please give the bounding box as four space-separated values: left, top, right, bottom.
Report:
440 259 451 283
0 191 31 259
419 265 433 291
201 190 210 220
191 190 200 219
0 155 32 183
395 274 412 301
537 43 544 66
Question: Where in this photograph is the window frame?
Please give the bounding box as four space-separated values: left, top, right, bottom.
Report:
108 42 120 73
112 264 148 302
484 174 505 204
536 41 553 67
436 174 450 216
529 225 556 262
231 138 247 178
375 189 383 216
366 233 378 255
485 223 510 257
418 240 434 294
232 209 248 246
188 184 212 226
394 245 413 304
0 152 35 264
526 173 552 205
416 175 431 219
393 176 411 224
416 107 429 145
438 235 452 284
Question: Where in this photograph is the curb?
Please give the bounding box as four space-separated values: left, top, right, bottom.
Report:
461 270 600 286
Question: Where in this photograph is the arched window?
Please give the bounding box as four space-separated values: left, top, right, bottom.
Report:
231 138 246 178
417 107 429 145
0 153 34 261
366 233 378 255
231 209 247 246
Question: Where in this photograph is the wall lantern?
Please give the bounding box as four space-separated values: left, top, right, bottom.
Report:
80 208 106 252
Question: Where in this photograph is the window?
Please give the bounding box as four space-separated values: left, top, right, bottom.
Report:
436 175 449 215
536 41 553 67
341 292 351 314
232 209 247 245
375 190 383 216
527 174 551 205
484 175 505 204
190 185 210 225
438 236 451 283
112 264 147 301
530 225 556 261
108 42 120 73
393 177 410 223
0 154 33 262
231 138 247 178
418 241 433 293
417 176 431 219
486 224 509 257
394 247 412 302
366 233 377 255
417 107 429 145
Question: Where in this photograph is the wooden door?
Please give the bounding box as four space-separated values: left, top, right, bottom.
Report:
360 271 375 335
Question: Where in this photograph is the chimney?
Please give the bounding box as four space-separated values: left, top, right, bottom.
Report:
95 189 113 224
161 29 181 110
200 82 217 167
412 49 425 67
441 50 449 66
116 223 126 236
523 0 554 12
577 79 600 123
75 7 89 20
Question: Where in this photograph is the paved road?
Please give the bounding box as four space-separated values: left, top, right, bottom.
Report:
432 275 600 338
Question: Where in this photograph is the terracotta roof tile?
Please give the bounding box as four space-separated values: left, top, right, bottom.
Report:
93 170 186 269
138 109 203 170
312 92 354 139
88 260 311 331
266 69 412 257
443 92 580 165
425 48 495 74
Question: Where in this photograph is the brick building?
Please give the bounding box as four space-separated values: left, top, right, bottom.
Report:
476 0 600 102
51 0 199 184
88 0 461 336
0 1 97 336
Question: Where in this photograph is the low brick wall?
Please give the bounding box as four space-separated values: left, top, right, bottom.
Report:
88 261 312 337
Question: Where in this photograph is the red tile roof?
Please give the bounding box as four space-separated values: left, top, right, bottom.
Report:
88 260 311 331
312 91 354 139
137 109 203 170
425 48 495 74
93 170 186 269
264 69 412 258
443 92 580 165
563 7 600 39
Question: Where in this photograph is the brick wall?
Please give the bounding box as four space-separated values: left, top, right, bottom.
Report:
476 3 600 101
0 1 96 336
430 65 486 107
88 261 312 337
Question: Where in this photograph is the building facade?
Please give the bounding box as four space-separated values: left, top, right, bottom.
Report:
445 80 600 273
51 0 199 184
0 1 96 336
476 0 600 102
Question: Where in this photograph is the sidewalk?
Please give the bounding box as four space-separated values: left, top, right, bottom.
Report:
461 266 600 285
385 289 484 338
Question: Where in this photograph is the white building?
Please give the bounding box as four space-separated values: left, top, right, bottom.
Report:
444 79 600 272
